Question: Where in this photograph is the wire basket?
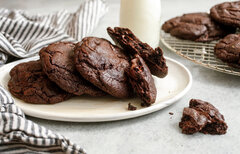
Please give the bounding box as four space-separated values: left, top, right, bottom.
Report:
160 31 240 76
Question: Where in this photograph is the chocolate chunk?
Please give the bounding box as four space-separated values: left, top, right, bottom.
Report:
162 13 236 42
179 99 228 135
107 27 168 78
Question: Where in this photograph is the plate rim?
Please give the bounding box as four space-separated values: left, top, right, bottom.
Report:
0 56 192 122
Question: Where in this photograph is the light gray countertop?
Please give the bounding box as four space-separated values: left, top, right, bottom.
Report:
1 0 239 153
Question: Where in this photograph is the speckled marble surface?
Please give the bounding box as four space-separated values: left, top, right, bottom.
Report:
1 0 239 153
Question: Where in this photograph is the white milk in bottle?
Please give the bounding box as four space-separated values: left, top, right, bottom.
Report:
120 0 161 48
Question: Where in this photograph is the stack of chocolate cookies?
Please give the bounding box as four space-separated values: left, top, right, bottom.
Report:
162 1 240 68
8 27 168 108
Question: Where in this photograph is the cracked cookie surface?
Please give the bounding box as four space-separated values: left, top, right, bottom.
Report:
107 27 168 78
8 60 72 104
162 13 235 42
214 34 240 68
210 1 240 28
39 42 105 96
74 37 131 98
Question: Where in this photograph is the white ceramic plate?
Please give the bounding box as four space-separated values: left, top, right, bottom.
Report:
0 56 192 122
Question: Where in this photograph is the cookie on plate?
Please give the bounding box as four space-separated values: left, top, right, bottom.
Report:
162 13 235 42
214 34 240 68
210 1 240 28
126 54 157 106
74 37 132 98
8 61 72 104
39 42 105 96
107 27 168 78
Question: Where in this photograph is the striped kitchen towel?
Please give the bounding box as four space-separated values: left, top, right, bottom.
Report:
0 0 108 153
0 87 86 154
0 0 107 65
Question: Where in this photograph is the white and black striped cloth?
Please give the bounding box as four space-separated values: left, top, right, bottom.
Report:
0 0 107 65
0 0 108 153
0 87 85 154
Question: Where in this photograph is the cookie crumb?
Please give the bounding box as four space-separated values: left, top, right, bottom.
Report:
128 103 137 111
169 112 174 115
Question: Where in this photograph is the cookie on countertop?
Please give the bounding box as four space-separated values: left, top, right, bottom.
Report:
162 13 236 42
107 27 168 78
74 37 132 98
39 42 105 96
214 34 240 68
210 1 240 28
8 61 72 104
126 54 157 106
179 99 228 135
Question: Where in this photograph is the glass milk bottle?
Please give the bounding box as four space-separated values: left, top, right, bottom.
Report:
120 0 161 48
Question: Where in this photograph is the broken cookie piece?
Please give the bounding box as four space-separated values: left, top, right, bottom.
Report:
126 54 157 105
107 27 168 78
179 107 208 134
179 99 228 135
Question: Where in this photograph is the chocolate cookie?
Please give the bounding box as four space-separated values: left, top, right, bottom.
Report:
107 27 168 78
39 42 105 96
126 54 157 105
162 13 235 42
74 37 131 98
179 99 228 135
210 1 240 28
214 34 240 68
8 61 72 104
